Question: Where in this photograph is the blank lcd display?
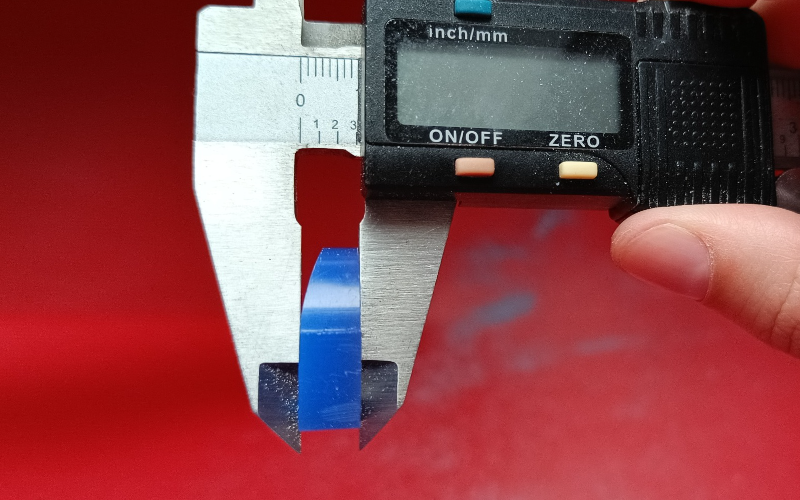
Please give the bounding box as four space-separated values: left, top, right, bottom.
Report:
396 42 621 133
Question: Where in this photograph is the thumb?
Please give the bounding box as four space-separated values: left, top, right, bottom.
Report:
611 205 800 356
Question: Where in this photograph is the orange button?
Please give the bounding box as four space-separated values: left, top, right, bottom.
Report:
558 161 598 180
455 158 495 177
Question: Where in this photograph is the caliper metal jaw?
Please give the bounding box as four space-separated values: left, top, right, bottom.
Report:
194 0 454 451
359 200 453 447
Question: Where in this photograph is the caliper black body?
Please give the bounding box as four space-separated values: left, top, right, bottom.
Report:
363 0 774 219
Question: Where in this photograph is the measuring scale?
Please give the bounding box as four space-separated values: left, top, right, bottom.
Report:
772 69 800 172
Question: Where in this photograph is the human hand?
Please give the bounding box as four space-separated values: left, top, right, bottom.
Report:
611 0 800 357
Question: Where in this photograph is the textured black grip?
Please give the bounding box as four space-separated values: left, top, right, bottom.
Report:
635 62 775 211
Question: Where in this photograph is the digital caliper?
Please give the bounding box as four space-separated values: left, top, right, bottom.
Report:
194 0 797 451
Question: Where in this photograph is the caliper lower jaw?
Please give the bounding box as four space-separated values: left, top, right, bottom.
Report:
253 199 454 452
359 200 454 447
194 0 455 451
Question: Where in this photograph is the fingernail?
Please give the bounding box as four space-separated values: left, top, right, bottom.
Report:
617 224 711 301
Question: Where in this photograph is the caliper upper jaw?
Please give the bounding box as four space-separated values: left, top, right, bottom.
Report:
195 0 454 450
197 0 363 57
194 0 361 450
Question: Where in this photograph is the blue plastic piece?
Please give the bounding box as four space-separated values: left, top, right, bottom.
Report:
298 248 362 431
454 0 492 17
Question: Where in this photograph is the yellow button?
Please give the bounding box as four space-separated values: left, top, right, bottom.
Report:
455 158 495 177
559 161 598 180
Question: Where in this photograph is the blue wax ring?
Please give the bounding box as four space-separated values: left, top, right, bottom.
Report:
298 248 362 431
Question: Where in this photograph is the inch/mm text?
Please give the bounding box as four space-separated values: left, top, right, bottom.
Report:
428 25 509 43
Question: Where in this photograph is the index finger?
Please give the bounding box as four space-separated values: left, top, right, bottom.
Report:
753 0 800 68
685 0 800 68
625 0 800 68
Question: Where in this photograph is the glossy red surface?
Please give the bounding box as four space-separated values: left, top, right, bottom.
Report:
2 1 800 498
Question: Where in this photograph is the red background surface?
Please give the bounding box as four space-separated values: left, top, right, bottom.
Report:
2 1 800 498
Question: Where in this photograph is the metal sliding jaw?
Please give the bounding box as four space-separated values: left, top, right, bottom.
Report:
193 0 454 451
359 200 453 446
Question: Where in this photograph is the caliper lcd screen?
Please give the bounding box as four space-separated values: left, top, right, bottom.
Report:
396 42 621 134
